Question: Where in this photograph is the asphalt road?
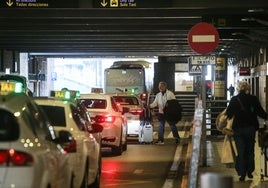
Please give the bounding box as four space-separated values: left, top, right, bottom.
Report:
100 138 183 188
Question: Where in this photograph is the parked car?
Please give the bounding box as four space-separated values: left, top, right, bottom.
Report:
112 93 146 137
78 93 128 155
34 90 103 188
0 81 73 188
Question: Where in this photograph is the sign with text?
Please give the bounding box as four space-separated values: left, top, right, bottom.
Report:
215 57 226 70
93 0 171 8
1 0 78 8
190 56 216 65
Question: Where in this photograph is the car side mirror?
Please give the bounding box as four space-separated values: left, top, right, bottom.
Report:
56 130 74 143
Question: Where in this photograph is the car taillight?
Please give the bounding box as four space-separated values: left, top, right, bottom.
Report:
94 115 116 123
0 149 33 166
62 140 77 153
129 109 143 116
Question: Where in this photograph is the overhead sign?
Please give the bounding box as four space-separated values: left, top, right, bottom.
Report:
215 57 226 70
93 0 171 8
239 67 251 76
188 22 219 54
190 56 216 65
1 0 78 8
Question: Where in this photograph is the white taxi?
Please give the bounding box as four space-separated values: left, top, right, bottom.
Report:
34 90 103 188
78 93 128 155
112 93 145 137
0 82 73 188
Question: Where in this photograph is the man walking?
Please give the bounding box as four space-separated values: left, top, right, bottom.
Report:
148 81 180 144
228 84 235 98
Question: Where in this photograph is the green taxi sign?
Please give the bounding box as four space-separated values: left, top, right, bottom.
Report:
51 90 71 99
0 82 23 94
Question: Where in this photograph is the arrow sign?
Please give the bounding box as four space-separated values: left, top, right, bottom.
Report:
188 22 219 54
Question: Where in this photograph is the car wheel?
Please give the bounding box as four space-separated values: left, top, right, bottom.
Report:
89 155 101 188
112 133 123 155
112 142 122 155
70 172 75 188
80 162 89 188
122 136 127 151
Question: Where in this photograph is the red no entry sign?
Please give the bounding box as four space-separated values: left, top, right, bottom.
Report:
188 22 219 54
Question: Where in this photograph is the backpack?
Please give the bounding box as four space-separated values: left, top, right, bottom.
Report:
163 99 182 123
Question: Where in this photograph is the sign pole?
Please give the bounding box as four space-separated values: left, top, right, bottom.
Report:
200 66 207 167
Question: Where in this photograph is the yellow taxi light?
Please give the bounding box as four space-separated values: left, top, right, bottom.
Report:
50 90 71 99
0 82 23 94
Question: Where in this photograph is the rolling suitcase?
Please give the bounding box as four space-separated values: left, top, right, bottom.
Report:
260 147 268 180
139 93 153 144
259 122 268 180
138 121 153 143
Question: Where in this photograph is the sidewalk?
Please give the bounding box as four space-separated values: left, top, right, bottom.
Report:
197 136 268 188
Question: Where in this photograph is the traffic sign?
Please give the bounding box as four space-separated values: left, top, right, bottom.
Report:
190 56 216 65
188 22 219 54
189 64 202 75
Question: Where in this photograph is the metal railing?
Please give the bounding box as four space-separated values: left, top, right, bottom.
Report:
205 99 229 135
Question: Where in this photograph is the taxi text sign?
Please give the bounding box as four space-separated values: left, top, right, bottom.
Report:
188 22 219 54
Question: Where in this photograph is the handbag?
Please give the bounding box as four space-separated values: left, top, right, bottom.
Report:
221 135 237 164
216 108 228 131
222 117 234 136
258 122 268 148
216 109 234 135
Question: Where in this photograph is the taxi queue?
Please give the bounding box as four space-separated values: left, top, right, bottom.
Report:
0 75 146 188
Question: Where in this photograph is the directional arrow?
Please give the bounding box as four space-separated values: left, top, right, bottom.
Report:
101 0 108 7
6 0 13 7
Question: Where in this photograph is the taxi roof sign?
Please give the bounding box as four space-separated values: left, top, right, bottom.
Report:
51 90 71 99
51 90 80 100
0 82 23 94
91 88 103 93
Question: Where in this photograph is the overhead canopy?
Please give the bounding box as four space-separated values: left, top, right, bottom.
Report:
0 0 267 61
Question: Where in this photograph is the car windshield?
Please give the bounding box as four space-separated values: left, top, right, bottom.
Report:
79 99 107 109
0 110 20 141
113 96 139 105
39 105 66 127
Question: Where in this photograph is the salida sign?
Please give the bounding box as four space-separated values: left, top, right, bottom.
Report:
188 22 219 54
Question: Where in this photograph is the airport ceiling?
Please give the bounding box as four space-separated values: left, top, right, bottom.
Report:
0 0 268 62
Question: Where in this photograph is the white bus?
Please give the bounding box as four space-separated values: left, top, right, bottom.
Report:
104 61 152 95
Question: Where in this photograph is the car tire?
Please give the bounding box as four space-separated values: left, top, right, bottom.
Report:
89 155 101 188
112 132 123 156
112 142 122 155
80 162 89 188
122 136 127 151
70 172 75 188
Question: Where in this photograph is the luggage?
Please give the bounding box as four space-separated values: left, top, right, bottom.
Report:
138 121 153 143
138 93 153 144
260 147 268 180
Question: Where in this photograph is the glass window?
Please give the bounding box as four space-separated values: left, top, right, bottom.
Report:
39 105 66 127
70 104 87 131
78 99 107 109
25 102 54 141
113 96 139 105
111 97 120 112
0 110 20 141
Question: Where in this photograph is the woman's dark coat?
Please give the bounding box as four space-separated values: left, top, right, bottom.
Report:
226 91 267 130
